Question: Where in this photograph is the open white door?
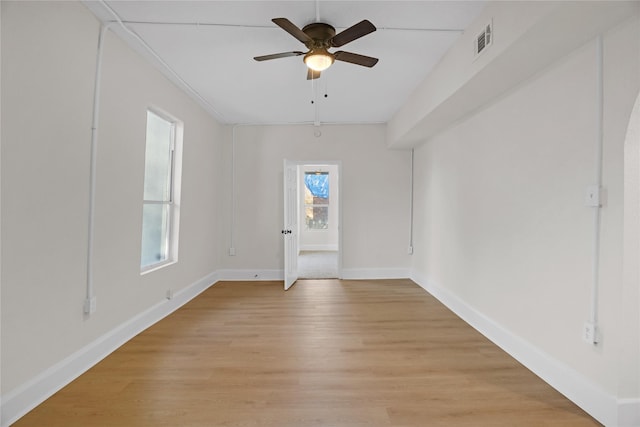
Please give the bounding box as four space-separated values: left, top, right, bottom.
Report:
283 160 299 290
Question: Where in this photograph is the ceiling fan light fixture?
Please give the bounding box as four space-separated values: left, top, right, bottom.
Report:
304 49 334 71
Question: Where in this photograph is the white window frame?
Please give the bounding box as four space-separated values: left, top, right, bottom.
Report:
140 108 183 274
304 171 330 231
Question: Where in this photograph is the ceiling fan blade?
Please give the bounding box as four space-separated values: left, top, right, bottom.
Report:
307 68 321 80
330 20 376 47
272 18 312 44
334 51 378 68
254 51 305 61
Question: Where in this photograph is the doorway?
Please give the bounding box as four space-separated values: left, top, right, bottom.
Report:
297 163 340 279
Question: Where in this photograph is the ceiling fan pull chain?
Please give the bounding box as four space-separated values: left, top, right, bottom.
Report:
324 75 328 99
310 75 315 104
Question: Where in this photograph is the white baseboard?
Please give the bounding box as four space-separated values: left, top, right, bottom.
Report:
617 398 640 427
217 269 284 281
410 270 640 427
0 271 219 427
214 268 410 282
341 268 410 280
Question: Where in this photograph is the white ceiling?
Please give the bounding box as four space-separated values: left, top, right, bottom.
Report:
84 1 485 125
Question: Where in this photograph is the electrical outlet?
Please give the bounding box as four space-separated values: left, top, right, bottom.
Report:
583 322 598 344
585 186 601 207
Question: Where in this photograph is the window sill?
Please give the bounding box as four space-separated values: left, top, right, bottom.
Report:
141 259 176 275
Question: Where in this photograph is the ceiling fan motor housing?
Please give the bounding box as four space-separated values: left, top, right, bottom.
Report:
302 23 336 49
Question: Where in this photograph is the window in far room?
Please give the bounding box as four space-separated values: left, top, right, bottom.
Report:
304 171 329 230
140 109 183 272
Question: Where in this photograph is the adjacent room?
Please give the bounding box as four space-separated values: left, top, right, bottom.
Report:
1 1 639 426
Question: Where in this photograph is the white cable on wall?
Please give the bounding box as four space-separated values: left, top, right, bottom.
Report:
85 23 112 314
409 148 414 254
230 125 237 255
589 34 604 340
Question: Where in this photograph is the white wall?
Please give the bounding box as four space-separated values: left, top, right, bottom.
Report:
299 164 339 251
221 124 411 279
1 0 223 413
409 13 639 426
0 3 3 415
622 92 640 417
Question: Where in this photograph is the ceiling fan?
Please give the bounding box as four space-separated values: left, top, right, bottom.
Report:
254 18 379 80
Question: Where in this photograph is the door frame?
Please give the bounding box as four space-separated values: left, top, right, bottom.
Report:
287 159 343 280
283 160 298 289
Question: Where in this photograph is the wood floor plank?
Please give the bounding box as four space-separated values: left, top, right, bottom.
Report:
14 279 601 426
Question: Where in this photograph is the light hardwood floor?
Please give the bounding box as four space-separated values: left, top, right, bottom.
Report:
14 279 600 426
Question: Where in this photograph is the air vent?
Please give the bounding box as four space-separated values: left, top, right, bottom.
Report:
474 21 493 58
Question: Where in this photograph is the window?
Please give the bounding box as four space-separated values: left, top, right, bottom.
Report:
140 109 182 272
304 172 329 230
